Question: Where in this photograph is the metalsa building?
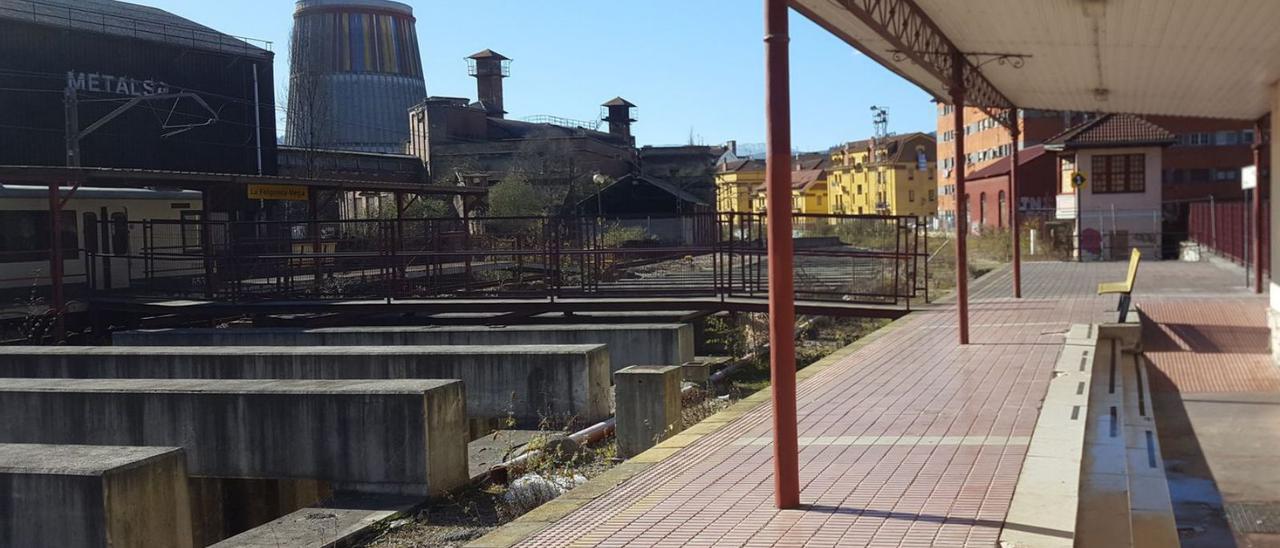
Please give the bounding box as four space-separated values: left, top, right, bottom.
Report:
0 0 277 176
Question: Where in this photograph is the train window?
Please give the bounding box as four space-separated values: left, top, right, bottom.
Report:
110 213 129 255
82 213 98 254
0 211 77 263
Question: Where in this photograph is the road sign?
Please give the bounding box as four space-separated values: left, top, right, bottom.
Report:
1242 165 1257 190
1071 171 1087 188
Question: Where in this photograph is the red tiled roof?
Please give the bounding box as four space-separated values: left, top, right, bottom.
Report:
790 169 826 190
1044 114 1177 149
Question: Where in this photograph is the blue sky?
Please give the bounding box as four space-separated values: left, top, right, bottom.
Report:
130 0 937 151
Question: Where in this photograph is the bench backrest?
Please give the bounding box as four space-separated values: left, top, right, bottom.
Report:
1124 248 1141 291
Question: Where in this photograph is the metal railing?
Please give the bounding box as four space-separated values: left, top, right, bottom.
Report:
86 212 929 307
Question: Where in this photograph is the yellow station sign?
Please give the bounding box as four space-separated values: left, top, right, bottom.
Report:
247 184 309 201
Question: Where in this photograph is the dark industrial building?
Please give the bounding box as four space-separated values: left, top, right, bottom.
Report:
0 0 277 177
638 144 725 204
407 50 638 188
285 0 426 153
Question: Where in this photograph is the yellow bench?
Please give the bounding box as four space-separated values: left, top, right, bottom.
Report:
1098 248 1141 322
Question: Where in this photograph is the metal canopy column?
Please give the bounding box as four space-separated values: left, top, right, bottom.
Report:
764 0 799 509
951 54 970 345
1009 122 1022 298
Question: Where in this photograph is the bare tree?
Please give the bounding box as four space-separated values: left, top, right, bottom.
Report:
284 17 331 179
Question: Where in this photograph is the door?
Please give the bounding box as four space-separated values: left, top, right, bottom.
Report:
82 212 104 290
106 210 132 289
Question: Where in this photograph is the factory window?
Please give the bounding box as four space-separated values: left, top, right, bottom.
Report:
1091 153 1145 194
0 211 77 263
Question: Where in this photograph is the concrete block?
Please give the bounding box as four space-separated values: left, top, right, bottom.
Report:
114 323 695 374
0 345 611 425
681 362 711 384
1098 320 1142 352
0 378 469 496
681 356 729 385
0 443 193 548
614 365 684 458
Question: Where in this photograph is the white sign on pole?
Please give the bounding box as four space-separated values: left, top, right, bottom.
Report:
1242 165 1258 190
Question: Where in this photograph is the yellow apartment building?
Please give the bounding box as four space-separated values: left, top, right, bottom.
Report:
715 159 766 213
827 132 937 218
717 155 830 214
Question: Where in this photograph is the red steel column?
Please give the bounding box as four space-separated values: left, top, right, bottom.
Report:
950 55 970 345
1255 117 1267 294
764 0 800 509
1009 121 1022 298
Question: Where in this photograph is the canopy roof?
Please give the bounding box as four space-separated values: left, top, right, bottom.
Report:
793 0 1280 120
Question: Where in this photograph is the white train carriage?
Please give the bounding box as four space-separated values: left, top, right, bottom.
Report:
0 184 203 292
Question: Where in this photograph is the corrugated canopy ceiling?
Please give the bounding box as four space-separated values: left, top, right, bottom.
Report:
793 0 1280 120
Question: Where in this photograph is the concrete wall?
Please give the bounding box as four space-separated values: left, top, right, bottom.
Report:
0 345 611 425
0 379 468 496
0 443 193 548
614 365 684 458
114 324 695 374
188 478 330 547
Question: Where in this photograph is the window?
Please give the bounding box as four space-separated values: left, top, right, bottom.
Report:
928 189 936 201
0 211 77 263
909 190 915 202
998 190 1007 228
1090 153 1145 193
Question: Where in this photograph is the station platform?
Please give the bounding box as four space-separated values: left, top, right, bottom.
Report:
471 260 1265 547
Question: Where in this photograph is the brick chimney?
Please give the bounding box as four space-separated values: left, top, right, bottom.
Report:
602 97 637 145
467 49 510 119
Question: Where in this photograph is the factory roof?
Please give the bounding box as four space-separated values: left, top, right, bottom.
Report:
0 0 272 58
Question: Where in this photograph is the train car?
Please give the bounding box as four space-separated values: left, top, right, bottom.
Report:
0 184 203 296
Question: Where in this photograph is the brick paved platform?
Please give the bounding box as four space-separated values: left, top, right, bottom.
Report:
1141 295 1280 547
474 261 1261 548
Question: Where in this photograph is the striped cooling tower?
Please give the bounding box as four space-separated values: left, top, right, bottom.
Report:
286 0 426 153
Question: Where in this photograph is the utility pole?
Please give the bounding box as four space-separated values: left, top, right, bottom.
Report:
49 83 81 341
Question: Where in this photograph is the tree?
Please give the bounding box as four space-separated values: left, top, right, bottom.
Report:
489 174 548 217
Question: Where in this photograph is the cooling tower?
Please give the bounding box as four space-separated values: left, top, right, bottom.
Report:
286 0 426 153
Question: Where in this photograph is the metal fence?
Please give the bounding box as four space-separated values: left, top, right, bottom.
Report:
1186 198 1270 273
89 212 929 307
